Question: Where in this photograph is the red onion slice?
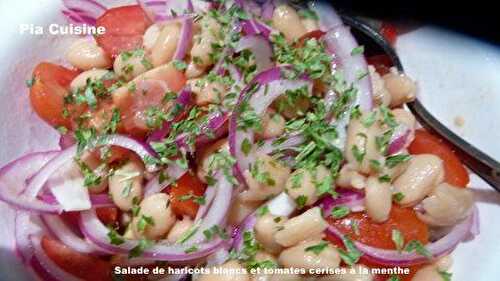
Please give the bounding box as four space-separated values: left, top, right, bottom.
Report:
40 194 114 208
144 164 187 196
307 0 343 31
387 124 413 155
235 35 274 73
256 133 305 155
0 151 62 213
15 211 46 264
172 18 193 60
325 207 479 266
229 67 312 186
79 209 225 261
138 0 168 22
183 173 233 244
40 215 104 254
318 189 365 215
261 0 275 21
29 235 82 281
232 213 257 251
324 26 373 112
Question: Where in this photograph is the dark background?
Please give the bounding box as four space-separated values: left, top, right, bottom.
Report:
331 1 500 45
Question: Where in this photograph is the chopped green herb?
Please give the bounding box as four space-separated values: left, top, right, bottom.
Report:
298 9 319 20
184 245 198 253
295 195 308 209
107 227 125 245
438 270 452 281
202 225 228 241
173 60 188 71
176 225 199 244
385 154 411 168
241 138 252 156
378 174 391 183
337 236 362 266
351 46 365 56
256 205 269 217
393 192 405 203
352 145 365 163
391 229 405 252
305 240 329 255
136 215 155 233
331 205 350 219
129 239 153 258
404 240 431 259
26 77 35 88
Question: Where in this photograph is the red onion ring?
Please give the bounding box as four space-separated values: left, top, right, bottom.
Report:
15 211 46 264
229 67 312 186
318 189 365 215
325 207 479 266
308 0 343 31
40 215 104 255
0 151 62 213
144 164 187 196
182 173 233 244
324 26 373 112
235 35 274 73
387 124 413 155
232 213 256 251
29 235 82 281
79 209 225 261
39 194 115 208
256 133 305 155
172 18 193 61
261 0 274 21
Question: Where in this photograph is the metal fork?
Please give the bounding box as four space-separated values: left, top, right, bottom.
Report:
342 15 500 191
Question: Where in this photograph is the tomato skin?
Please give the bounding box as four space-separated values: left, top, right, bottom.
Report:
29 62 81 128
170 172 207 218
297 30 326 47
326 205 429 280
95 5 152 57
41 236 112 281
409 129 469 187
96 207 119 227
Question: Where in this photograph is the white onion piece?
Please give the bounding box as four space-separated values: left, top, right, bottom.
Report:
40 215 104 254
0 151 61 213
79 209 225 261
40 193 114 208
144 164 187 196
235 35 274 74
267 192 296 217
48 164 91 212
308 0 343 31
326 207 478 266
29 235 83 281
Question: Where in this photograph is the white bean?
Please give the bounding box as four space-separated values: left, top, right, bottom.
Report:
365 176 392 222
167 216 194 243
196 139 228 183
114 50 151 81
227 197 262 226
190 79 227 106
369 65 391 107
285 165 330 206
272 5 307 42
132 193 176 240
185 61 206 79
151 22 181 67
143 24 161 52
301 18 319 32
80 152 108 194
251 252 278 281
70 69 113 92
257 110 286 140
278 239 340 271
336 164 367 190
190 17 221 69
199 260 249 281
66 38 111 70
275 207 327 247
417 183 474 226
383 72 417 107
345 112 384 174
108 161 144 211
240 154 291 202
393 154 444 205
254 214 287 254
